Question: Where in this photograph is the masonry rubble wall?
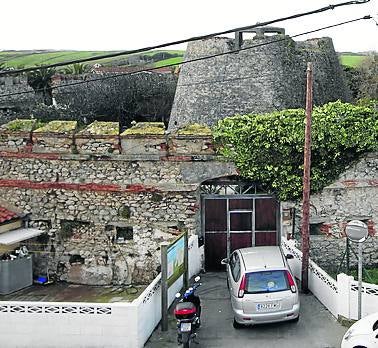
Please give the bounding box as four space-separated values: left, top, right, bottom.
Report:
1 119 376 284
282 153 378 273
0 120 236 285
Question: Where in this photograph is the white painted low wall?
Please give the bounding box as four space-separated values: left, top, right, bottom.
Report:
338 273 378 320
282 240 338 317
0 235 204 348
0 301 138 348
282 239 378 321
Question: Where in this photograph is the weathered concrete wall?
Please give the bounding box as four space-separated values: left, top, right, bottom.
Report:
282 153 378 273
0 120 236 285
169 33 350 130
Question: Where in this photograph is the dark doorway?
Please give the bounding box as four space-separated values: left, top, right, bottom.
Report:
202 194 279 271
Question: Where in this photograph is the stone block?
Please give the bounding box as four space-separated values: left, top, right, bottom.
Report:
169 135 215 155
75 121 120 155
120 122 167 156
67 264 113 285
0 119 35 153
32 121 77 154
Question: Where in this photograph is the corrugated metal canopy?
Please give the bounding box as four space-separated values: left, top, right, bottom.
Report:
0 228 44 245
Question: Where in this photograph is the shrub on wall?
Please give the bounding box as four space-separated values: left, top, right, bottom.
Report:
213 101 378 201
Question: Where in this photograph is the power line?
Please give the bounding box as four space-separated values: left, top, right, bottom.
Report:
0 0 370 77
0 15 371 100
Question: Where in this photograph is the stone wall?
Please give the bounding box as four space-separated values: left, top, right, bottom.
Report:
53 72 178 126
0 76 37 124
282 153 378 273
169 32 350 130
0 71 178 127
0 120 236 285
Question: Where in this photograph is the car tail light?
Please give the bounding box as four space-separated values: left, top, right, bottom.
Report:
238 275 246 298
286 271 297 293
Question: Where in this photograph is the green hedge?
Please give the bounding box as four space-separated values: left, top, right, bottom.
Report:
213 101 378 200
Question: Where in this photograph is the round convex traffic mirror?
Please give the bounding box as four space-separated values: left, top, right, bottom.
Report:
345 220 368 243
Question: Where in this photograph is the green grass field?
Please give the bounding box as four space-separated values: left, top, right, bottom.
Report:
339 54 366 68
154 57 184 68
0 50 367 70
0 50 185 69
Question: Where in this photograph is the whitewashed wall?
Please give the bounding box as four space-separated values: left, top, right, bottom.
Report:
0 301 138 348
0 235 203 348
282 240 338 317
338 273 378 320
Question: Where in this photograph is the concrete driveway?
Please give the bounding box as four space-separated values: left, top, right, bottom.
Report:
145 272 347 348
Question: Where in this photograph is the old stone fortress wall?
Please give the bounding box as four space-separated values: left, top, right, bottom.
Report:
0 120 236 285
169 27 350 129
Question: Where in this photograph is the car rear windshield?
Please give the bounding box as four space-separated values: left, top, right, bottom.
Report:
245 270 289 294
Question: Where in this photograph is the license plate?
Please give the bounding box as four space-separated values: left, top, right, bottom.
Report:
180 322 192 332
256 302 280 311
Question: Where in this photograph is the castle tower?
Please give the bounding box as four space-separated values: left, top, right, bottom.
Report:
169 27 350 130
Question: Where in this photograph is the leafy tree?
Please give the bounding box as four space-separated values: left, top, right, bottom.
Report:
343 66 363 100
26 67 56 105
63 63 90 75
357 54 378 100
213 101 378 201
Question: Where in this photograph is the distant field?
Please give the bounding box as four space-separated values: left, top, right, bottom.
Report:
0 50 367 70
154 57 183 68
0 50 185 69
339 54 366 68
0 51 115 68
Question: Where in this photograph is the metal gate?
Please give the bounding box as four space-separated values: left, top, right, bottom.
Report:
202 194 279 271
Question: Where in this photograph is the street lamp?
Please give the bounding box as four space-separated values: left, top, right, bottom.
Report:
345 220 368 320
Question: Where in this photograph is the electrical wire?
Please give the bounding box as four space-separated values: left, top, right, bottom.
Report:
0 15 372 100
0 0 371 77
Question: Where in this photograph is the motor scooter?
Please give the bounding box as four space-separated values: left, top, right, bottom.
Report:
174 276 201 348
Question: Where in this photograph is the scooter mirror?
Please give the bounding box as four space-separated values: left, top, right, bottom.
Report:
194 276 201 282
175 292 181 298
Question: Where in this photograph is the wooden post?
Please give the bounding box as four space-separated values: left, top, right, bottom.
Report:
161 242 169 331
301 62 313 293
184 232 189 289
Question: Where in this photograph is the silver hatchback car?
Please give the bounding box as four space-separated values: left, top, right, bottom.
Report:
222 246 300 328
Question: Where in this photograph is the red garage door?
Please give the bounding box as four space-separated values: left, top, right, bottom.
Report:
203 196 279 271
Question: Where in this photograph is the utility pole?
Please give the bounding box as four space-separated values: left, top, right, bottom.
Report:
301 62 313 293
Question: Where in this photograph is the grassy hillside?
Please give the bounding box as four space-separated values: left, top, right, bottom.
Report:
0 50 185 69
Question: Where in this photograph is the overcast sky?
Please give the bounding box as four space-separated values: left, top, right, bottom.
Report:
1 0 377 52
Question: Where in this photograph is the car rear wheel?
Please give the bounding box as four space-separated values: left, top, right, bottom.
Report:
233 318 244 329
